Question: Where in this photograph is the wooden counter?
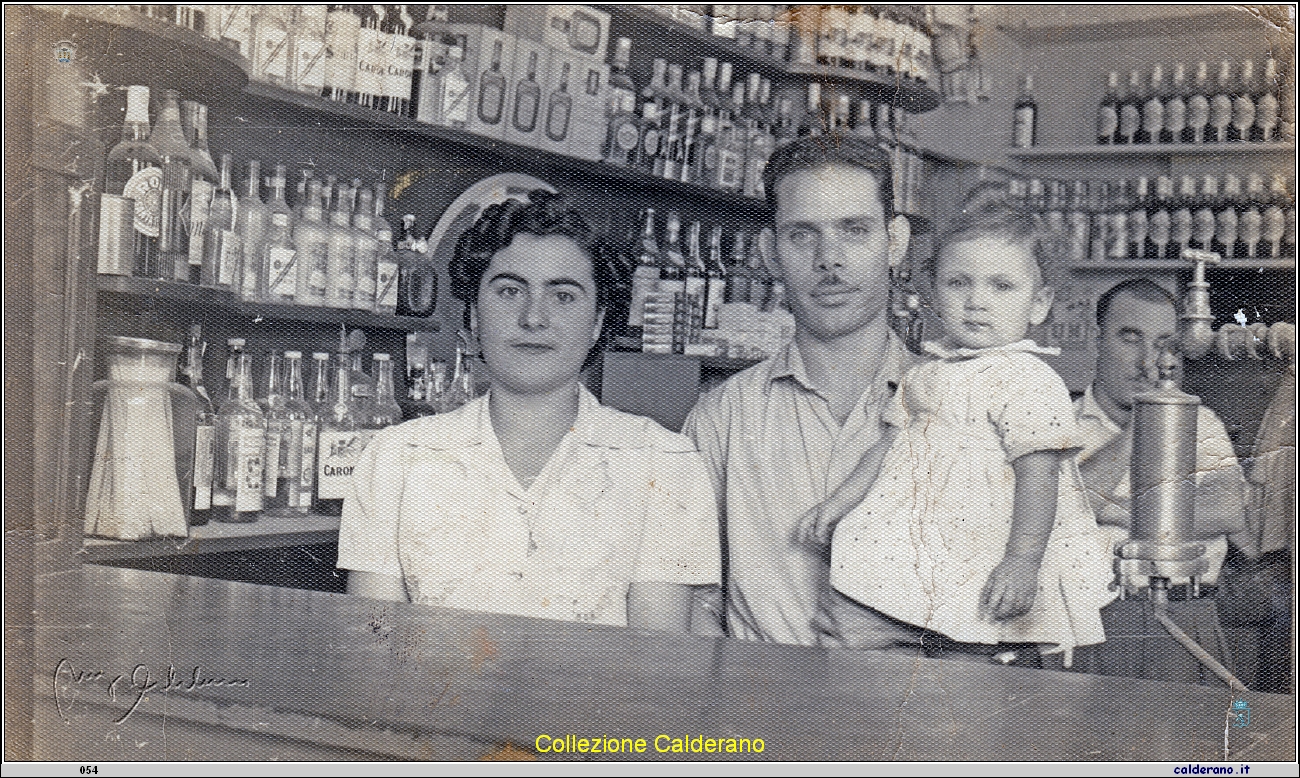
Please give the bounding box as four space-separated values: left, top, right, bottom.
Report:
33 566 1295 762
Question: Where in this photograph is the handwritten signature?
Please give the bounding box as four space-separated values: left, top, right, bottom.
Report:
53 658 250 725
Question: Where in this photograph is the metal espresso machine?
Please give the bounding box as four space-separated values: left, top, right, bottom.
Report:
1115 249 1295 692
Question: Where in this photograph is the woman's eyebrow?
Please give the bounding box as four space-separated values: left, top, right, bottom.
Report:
546 277 588 292
487 272 529 286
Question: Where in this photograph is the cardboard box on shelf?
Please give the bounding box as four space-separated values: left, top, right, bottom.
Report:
504 37 552 148
504 4 611 61
465 27 516 140
566 56 610 161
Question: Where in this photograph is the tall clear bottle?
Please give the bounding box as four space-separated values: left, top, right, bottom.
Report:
179 324 215 526
352 184 380 312
1208 59 1234 143
203 152 239 287
325 183 358 308
626 208 661 345
235 159 270 301
314 353 358 517
262 165 297 302
267 351 316 515
368 353 403 429
704 224 726 329
683 221 707 344
603 37 640 167
105 85 162 278
1184 61 1212 144
181 101 217 284
213 344 266 523
150 89 193 280
1097 71 1120 145
373 187 400 315
258 351 286 507
294 179 331 305
1160 63 1187 144
322 5 361 102
1229 60 1257 142
1136 65 1164 145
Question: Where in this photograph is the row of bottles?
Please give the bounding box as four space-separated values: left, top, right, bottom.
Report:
179 326 411 527
96 85 440 319
623 208 788 356
404 332 480 417
1095 56 1294 146
1007 172 1297 263
648 4 936 84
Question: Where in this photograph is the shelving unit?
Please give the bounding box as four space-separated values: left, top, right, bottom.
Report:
81 513 342 562
1009 142 1296 160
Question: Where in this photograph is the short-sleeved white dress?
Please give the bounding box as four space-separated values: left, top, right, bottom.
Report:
830 340 1115 652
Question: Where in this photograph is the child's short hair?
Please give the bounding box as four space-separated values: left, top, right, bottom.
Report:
932 183 1065 290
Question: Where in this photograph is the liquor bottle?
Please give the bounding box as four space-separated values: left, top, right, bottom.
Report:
704 224 726 329
149 89 193 280
1253 56 1281 142
1189 175 1218 251
325 183 358 308
291 4 328 95
875 100 895 149
476 37 509 127
690 57 719 184
203 153 239 287
212 343 266 523
660 212 688 354
262 166 297 303
700 62 732 186
250 4 291 85
1107 179 1132 259
724 230 752 304
1237 173 1265 259
302 350 328 508
1160 63 1187 144
683 221 707 344
603 37 640 167
659 63 686 181
322 5 361 102
1127 177 1149 259
743 89 776 199
179 324 215 526
678 69 704 183
1184 61 1211 143
181 101 217 284
353 4 383 108
373 187 399 316
1136 64 1164 145
545 61 574 143
1170 175 1196 259
352 184 380 312
105 86 162 278
1213 174 1241 259
636 58 668 175
437 35 469 128
1261 173 1288 258
715 81 747 192
799 82 823 138
259 351 286 507
1089 181 1110 262
512 48 542 135
410 7 449 123
1012 73 1037 148
314 352 359 517
1066 180 1090 263
384 5 416 116
267 351 315 515
235 159 270 301
396 214 437 317
1227 59 1257 142
368 353 403 428
853 99 876 143
626 208 661 344
1117 69 1142 145
1208 59 1234 143
1097 71 1120 145
294 179 331 306
749 232 775 310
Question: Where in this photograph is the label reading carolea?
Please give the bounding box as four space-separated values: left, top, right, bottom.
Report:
316 428 374 499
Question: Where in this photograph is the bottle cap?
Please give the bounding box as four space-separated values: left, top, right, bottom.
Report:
313 352 330 360
373 353 390 361
285 350 302 359
229 338 246 347
615 37 633 68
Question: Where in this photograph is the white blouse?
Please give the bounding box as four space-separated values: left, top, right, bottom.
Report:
337 385 722 626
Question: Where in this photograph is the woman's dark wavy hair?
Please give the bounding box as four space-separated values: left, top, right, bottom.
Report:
448 189 627 368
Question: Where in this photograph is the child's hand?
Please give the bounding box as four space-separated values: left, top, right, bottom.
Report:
793 502 838 549
979 555 1041 622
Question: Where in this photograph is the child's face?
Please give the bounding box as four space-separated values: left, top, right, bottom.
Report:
934 237 1055 349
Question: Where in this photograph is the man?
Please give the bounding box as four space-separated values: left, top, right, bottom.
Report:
682 136 912 644
1072 278 1249 684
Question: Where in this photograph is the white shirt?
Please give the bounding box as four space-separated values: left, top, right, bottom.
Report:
1074 386 1243 584
338 385 722 626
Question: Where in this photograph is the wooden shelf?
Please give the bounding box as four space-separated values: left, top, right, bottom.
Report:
1069 258 1296 273
80 512 341 562
96 275 442 332
240 81 772 215
34 4 248 101
1009 142 1296 160
785 63 941 113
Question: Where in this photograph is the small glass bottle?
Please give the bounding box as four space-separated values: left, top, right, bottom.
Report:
235 159 270 301
313 353 358 517
213 344 266 523
267 350 316 515
179 324 215 526
262 165 297 302
294 179 331 305
368 353 403 429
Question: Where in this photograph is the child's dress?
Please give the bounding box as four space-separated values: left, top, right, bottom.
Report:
829 339 1115 654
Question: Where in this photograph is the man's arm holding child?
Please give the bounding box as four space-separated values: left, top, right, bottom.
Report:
795 425 898 547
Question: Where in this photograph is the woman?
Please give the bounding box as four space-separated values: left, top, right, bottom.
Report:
337 191 720 632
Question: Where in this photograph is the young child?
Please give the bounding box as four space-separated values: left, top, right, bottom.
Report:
800 195 1114 663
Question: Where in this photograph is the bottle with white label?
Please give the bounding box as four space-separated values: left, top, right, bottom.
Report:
352 184 380 312
235 160 270 302
1184 61 1212 144
181 101 217 284
291 5 328 94
314 352 360 517
385 6 416 116
368 353 403 429
294 180 331 306
212 343 266 523
440 35 470 128
373 187 399 315
105 85 163 278
1160 63 1187 144
203 152 240 287
1208 59 1234 143
266 351 315 515
250 4 292 85
322 5 361 102
262 166 297 303
1097 72 1120 145
258 351 286 504
1012 73 1037 148
179 324 214 526
353 4 385 108
325 183 358 308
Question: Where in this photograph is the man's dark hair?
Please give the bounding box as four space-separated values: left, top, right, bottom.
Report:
1095 278 1180 329
761 135 895 218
